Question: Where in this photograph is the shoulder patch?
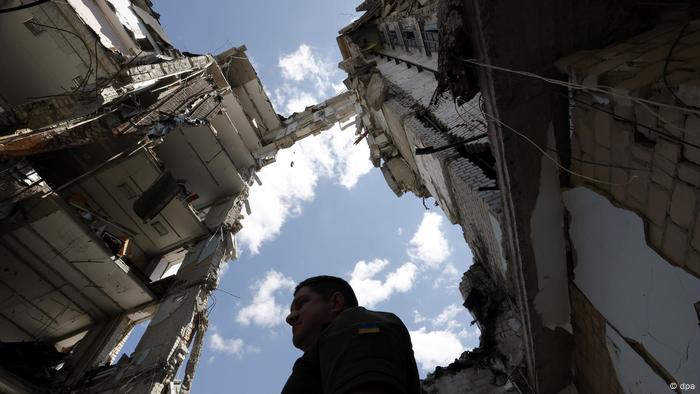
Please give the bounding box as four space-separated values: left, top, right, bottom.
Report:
357 322 381 334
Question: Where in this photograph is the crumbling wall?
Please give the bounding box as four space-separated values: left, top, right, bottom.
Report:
563 186 700 391
569 286 624 394
557 20 700 278
422 263 524 394
71 234 226 393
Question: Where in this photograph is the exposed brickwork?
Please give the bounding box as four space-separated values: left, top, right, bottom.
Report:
560 21 700 278
569 286 624 394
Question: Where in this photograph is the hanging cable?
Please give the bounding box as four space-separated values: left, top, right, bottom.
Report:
26 20 93 93
0 0 50 14
462 58 700 117
546 148 650 172
567 94 700 151
458 100 638 186
461 57 700 152
663 22 700 111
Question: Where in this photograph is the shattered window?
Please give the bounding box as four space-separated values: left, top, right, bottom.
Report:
379 31 387 46
388 30 399 47
423 29 438 53
402 29 417 48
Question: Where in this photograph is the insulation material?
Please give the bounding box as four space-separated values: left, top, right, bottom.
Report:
66 0 122 52
106 0 147 39
132 5 173 46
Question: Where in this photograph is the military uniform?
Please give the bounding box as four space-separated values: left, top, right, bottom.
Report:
282 307 421 394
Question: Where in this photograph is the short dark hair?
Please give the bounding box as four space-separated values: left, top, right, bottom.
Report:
295 275 359 308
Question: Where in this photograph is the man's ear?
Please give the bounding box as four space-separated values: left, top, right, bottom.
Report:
329 291 346 315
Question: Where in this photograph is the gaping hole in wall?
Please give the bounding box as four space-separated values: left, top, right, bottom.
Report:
150 247 188 281
114 319 151 365
633 124 657 147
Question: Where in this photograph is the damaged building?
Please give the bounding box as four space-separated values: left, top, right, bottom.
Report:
0 1 355 392
2 0 699 392
337 0 700 393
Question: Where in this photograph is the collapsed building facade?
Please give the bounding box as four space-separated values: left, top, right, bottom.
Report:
0 1 355 392
337 0 700 393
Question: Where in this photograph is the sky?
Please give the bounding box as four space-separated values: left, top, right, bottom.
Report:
119 2 479 392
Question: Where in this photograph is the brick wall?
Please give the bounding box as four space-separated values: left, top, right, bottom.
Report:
373 45 509 297
569 286 624 394
558 20 700 278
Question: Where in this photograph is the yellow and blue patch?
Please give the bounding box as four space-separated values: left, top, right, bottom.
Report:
357 322 381 334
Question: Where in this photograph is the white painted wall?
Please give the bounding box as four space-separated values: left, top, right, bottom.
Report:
564 187 700 385
605 324 670 393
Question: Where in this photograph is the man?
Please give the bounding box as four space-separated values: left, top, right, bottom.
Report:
282 275 421 394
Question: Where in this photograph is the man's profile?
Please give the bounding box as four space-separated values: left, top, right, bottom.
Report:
281 275 421 394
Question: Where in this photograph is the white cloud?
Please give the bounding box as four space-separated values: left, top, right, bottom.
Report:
409 327 467 371
278 44 336 94
413 309 426 324
457 327 480 340
236 270 295 328
349 258 418 308
208 331 260 360
219 260 231 278
397 227 403 236
332 81 347 94
432 263 460 289
272 84 318 116
237 44 372 255
407 212 451 269
432 304 464 332
238 122 371 254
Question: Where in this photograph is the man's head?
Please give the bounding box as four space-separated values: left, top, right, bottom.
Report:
286 276 358 351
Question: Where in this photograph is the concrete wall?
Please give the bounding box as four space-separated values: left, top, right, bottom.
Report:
564 186 700 389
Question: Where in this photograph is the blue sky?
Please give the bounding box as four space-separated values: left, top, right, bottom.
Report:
120 2 479 392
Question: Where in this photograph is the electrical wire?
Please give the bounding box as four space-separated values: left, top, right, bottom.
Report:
462 58 700 117
461 57 700 152
458 100 638 186
26 20 93 93
213 288 240 299
547 148 650 172
663 22 700 111
568 93 700 150
0 0 50 14
454 88 649 186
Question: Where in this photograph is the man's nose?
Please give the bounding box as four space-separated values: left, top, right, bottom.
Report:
286 310 297 326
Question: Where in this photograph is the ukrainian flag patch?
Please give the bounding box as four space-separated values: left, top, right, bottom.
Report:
357 322 381 334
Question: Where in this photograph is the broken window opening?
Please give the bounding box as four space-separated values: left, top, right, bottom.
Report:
136 37 155 52
112 319 151 365
633 124 657 147
422 28 438 53
400 27 417 49
387 30 399 48
379 31 388 47
149 248 187 281
466 148 498 181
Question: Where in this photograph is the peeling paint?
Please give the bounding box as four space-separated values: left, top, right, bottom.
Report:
564 187 700 384
530 124 572 333
605 324 669 393
105 0 147 40
132 5 172 46
66 0 125 53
